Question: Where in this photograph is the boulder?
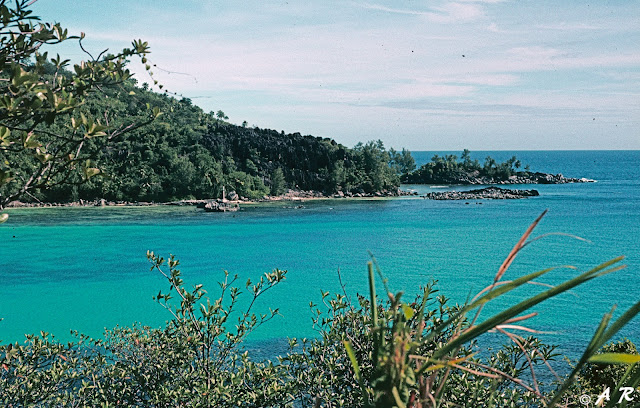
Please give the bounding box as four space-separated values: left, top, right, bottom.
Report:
227 190 239 201
203 200 239 212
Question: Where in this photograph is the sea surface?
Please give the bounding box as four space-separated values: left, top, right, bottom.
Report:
1 150 639 363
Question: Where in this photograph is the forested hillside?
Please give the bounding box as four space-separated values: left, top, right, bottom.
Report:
16 74 412 203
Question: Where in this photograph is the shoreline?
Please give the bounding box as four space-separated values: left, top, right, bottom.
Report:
3 172 596 210
4 188 418 210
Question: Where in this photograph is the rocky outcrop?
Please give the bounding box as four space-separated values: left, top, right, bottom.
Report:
496 173 595 185
424 187 539 200
408 172 595 185
226 190 239 201
203 200 239 212
336 187 418 198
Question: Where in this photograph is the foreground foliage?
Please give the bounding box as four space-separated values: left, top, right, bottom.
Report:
1 213 639 407
0 253 292 407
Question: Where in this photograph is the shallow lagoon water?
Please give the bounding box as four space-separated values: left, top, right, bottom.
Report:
1 151 639 361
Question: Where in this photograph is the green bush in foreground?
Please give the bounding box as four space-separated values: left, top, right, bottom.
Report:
0 253 292 407
1 212 640 407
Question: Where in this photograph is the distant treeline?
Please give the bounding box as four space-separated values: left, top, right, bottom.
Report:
402 149 532 184
15 69 416 203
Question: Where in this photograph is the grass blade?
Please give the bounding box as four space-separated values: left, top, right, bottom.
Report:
428 257 625 364
549 299 640 406
494 209 547 283
420 266 562 347
589 353 640 365
344 340 370 407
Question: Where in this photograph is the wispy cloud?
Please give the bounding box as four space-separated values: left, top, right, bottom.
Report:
445 74 519 86
507 46 564 60
486 22 502 32
600 71 640 82
428 2 484 23
536 22 601 31
358 2 484 23
36 0 640 149
457 0 505 3
359 3 432 16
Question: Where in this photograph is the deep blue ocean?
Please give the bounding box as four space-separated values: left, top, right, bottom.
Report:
1 150 639 363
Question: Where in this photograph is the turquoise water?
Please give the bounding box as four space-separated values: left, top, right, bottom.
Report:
1 151 639 361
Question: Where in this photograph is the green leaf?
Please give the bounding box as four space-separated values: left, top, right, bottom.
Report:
0 127 10 146
84 168 100 178
401 303 414 320
35 148 52 163
392 386 407 408
23 133 40 149
0 170 13 186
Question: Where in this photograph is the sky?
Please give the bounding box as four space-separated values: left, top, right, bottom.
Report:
30 0 640 150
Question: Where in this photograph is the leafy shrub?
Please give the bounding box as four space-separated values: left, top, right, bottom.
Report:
284 212 640 407
0 253 292 407
1 213 639 407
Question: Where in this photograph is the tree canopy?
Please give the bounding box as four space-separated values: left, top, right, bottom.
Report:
402 151 530 184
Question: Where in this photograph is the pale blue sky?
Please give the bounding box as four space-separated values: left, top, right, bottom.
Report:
32 0 639 150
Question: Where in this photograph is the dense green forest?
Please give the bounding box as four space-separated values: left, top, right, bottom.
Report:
4 68 416 204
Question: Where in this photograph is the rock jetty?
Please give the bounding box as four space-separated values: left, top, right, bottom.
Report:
425 187 539 200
